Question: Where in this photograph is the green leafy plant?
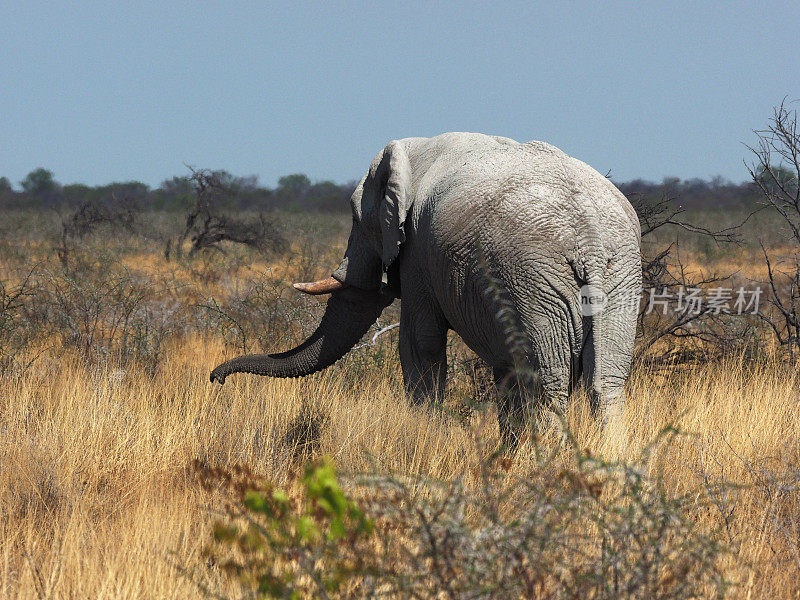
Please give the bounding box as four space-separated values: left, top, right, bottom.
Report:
190 430 733 600
193 459 373 599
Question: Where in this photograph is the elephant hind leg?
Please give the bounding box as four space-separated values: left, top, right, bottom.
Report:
494 309 574 448
528 310 574 434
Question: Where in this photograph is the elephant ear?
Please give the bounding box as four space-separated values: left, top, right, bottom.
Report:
375 140 412 267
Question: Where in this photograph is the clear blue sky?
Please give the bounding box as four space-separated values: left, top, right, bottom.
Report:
1 1 798 189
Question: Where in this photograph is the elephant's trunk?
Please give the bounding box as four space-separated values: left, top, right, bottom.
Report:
210 290 388 384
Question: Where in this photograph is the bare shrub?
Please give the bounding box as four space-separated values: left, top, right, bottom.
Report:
197 268 320 353
41 258 184 373
281 400 328 464
0 265 47 374
191 430 731 600
56 197 140 265
168 169 287 260
63 198 138 238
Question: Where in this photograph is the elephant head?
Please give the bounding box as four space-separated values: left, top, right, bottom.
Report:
210 141 412 384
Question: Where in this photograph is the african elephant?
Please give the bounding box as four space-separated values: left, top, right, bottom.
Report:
211 133 642 445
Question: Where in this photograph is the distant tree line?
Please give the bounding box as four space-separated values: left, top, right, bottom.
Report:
0 168 358 213
0 166 779 213
615 175 765 210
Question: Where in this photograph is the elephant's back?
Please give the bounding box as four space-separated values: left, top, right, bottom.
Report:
420 140 639 252
411 138 640 365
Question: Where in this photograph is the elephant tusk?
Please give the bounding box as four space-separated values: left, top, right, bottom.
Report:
292 276 348 295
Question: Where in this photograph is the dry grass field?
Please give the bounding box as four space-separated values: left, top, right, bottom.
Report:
2 207 800 598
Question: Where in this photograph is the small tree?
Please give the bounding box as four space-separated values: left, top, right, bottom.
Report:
167 169 287 260
20 168 57 195
747 100 800 357
0 176 12 192
755 164 798 196
277 173 311 201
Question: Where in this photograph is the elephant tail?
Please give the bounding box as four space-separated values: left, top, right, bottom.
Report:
580 257 640 424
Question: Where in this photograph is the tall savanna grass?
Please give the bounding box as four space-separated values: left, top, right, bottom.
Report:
3 342 800 597
1 208 799 598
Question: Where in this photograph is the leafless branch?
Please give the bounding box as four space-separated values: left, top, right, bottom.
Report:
353 322 400 350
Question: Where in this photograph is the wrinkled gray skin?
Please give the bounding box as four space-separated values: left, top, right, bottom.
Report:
211 133 642 445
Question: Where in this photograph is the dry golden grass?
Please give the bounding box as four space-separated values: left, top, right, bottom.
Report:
2 209 799 598
2 335 800 598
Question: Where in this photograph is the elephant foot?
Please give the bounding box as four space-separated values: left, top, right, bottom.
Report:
600 403 628 455
497 405 527 452
542 409 570 448
499 425 523 452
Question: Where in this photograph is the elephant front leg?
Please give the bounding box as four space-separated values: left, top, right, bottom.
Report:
398 302 448 405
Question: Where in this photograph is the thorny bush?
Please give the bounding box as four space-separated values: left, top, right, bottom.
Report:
0 266 43 374
189 430 731 600
198 267 320 354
